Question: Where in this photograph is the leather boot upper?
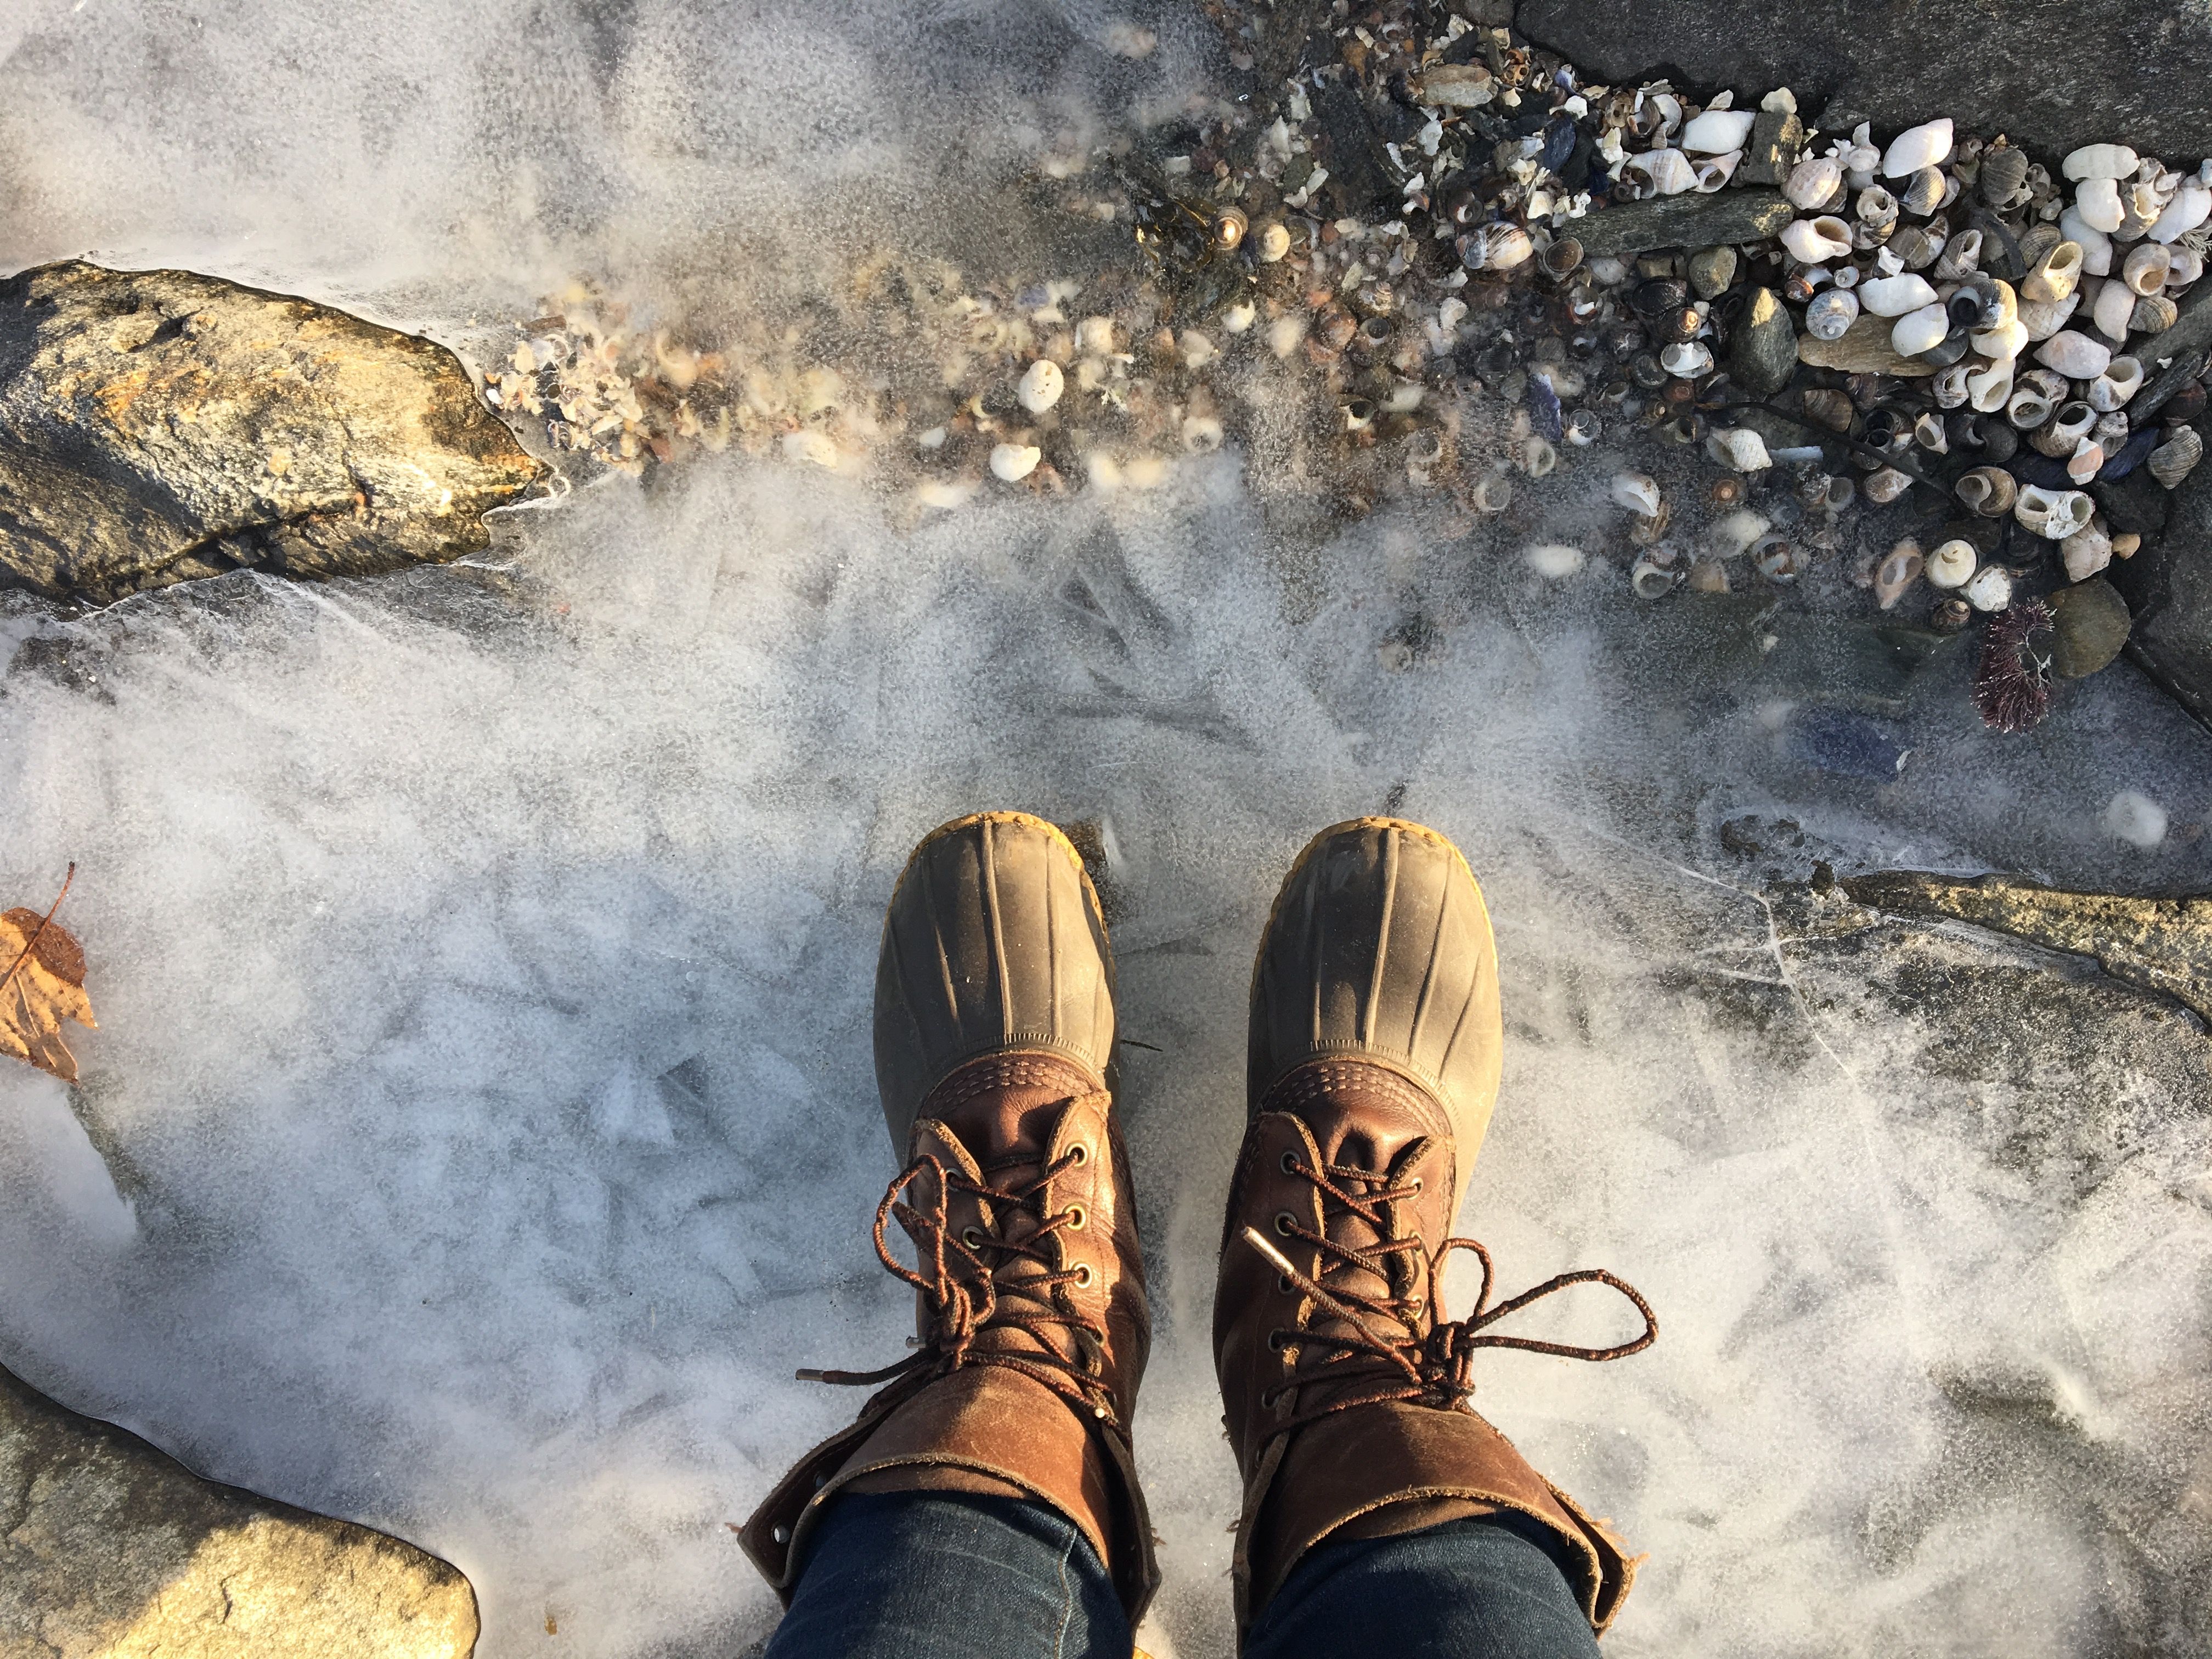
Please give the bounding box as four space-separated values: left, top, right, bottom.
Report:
743 814 1157 1621
1218 819 1654 1634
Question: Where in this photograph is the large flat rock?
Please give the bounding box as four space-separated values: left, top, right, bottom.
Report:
1517 0 2212 160
0 262 544 606
0 1360 478 1658
2111 441 2212 733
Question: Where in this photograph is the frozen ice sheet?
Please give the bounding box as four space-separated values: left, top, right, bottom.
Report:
4 3 2212 1655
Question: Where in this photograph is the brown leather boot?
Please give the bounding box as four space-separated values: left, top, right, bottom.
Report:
1216 817 1656 1636
741 811 1158 1622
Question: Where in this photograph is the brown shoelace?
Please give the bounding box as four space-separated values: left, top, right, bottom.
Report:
797 1115 1119 1425
1243 1146 1656 1434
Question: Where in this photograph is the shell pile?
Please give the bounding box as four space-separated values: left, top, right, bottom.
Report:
485 6 2212 731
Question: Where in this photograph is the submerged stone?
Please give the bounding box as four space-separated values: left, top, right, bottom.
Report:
1573 189 1792 257
2047 579 2132 678
0 262 545 607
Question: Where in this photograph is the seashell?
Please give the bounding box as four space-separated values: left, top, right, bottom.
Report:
1654 304 1705 345
1630 147 1699 195
2016 224 2064 270
1785 155 1844 211
2091 410 2129 452
1926 537 1978 588
2150 425 2204 488
2066 436 2106 484
1860 273 1938 316
1957 465 2018 516
1707 426 1773 471
1922 326 1973 366
2168 246 2205 286
1538 236 1584 279
1610 472 1662 515
2031 400 2097 457
2035 330 2112 380
2124 243 2174 297
1883 118 1953 178
2151 183 2212 243
1971 318 2029 361
1707 508 1775 558
1932 594 1973 631
1857 185 1900 228
1255 222 1292 262
2088 358 2145 410
2063 144 2138 181
1875 539 1924 608
1852 218 1893 253
1805 289 1860 338
2132 292 2180 334
2058 208 2115 275
1891 303 1950 357
2023 241 2084 303
1017 358 1065 414
1914 409 1949 453
2166 381 2210 424
2016 291 2081 341
1831 264 1861 290
1953 275 2013 331
1630 552 1681 600
1523 436 1558 477
1417 63 1495 108
1801 386 1855 431
1888 224 1945 269
1982 419 2022 463
1901 167 1947 217
990 442 1041 482
1864 466 1914 504
1933 363 1973 408
1936 228 1985 280
1472 475 1513 514
2062 520 2114 582
1660 340 1714 378
2074 177 2125 234
1461 223 1534 272
1963 565 2014 612
2016 484 2095 538
1683 108 1758 154
1751 533 1802 583
1630 277 1689 318
1966 357 2015 414
1564 407 1602 445
2007 385 2057 430
2090 278 2138 341
1781 216 1854 262
1211 207 1247 252
1980 144 2030 205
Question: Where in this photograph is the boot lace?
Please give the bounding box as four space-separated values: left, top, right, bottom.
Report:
797 1115 1120 1426
1244 1148 1655 1433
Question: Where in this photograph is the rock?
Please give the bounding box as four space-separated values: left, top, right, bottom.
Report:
0 1359 477 1657
0 262 545 607
1572 188 1793 258
1518 0 2212 160
1739 105 1805 187
1795 313 1938 377
1728 285 1798 396
1688 245 1738 300
1311 81 1400 217
2111 453 2212 734
1838 872 2212 1023
2046 579 2132 678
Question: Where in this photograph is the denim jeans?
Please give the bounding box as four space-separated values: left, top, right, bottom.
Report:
762 1491 1604 1658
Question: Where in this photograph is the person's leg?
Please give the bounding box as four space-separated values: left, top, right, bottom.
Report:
764 1491 1128 1659
1214 818 1657 1647
740 813 1159 1641
1244 1512 1602 1659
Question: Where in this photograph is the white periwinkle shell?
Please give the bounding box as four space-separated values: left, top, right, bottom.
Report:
2015 485 2094 539
1925 538 1978 589
1891 303 1950 357
2151 184 2212 243
1017 358 1065 414
1784 155 1843 210
991 442 1042 482
2036 330 2112 380
1680 108 1756 154
1963 565 2013 611
1781 216 1853 262
2074 177 2125 234
1882 118 1953 178
1859 273 1938 317
1706 427 1773 472
2088 358 2145 411
1610 472 1662 515
2062 143 2138 180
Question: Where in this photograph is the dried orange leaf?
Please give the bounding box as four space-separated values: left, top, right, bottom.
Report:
0 867 96 1084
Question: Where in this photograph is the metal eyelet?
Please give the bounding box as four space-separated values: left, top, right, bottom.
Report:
1273 1210 1297 1237
1072 1262 1094 1288
962 1227 985 1249
1067 1143 1089 1166
1267 1330 1290 1350
1280 1150 1299 1174
1064 1204 1088 1231
1277 1272 1295 1295
1408 1177 1423 1194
